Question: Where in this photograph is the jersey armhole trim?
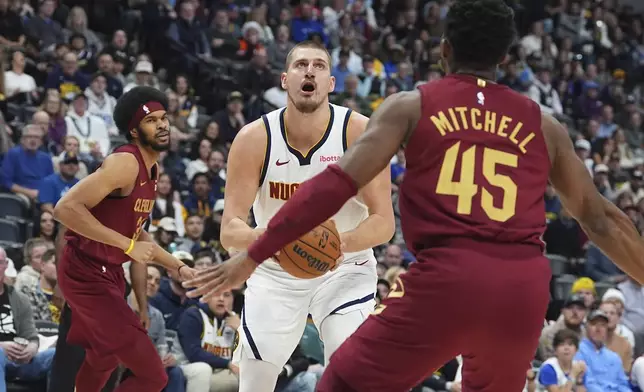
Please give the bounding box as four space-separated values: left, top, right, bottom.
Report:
341 108 353 152
258 115 272 187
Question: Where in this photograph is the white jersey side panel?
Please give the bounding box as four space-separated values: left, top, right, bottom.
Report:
252 104 374 271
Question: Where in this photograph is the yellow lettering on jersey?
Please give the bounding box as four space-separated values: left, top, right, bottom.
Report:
431 108 536 154
430 111 454 136
133 198 155 214
269 181 300 201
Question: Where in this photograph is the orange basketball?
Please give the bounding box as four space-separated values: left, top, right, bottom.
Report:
274 220 342 279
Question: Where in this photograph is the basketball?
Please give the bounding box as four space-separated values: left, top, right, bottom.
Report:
275 220 342 279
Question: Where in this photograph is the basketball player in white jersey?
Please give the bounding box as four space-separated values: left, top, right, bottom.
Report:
221 40 394 392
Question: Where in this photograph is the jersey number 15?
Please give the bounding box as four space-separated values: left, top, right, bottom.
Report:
436 141 518 222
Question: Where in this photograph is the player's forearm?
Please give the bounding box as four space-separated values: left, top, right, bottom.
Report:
341 214 395 253
220 217 262 252
129 261 148 312
151 244 185 272
581 201 644 284
55 226 67 262
53 201 131 251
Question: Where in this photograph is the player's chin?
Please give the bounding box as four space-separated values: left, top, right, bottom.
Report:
151 141 170 152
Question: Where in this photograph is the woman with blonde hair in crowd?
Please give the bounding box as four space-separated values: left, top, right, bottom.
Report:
40 90 67 151
64 6 102 51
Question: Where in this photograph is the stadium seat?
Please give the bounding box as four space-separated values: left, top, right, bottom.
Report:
0 193 29 220
1 242 24 270
553 274 577 301
0 219 21 243
546 254 569 276
7 381 47 392
35 320 59 337
595 281 615 299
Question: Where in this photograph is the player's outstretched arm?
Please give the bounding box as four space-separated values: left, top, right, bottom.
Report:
246 91 420 263
219 120 267 252
53 153 140 254
137 230 192 278
544 113 644 284
339 112 396 253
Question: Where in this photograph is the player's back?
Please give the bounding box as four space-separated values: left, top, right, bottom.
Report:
400 74 549 257
65 143 157 265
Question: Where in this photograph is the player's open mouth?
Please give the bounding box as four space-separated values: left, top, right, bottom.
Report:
157 132 170 141
300 81 316 96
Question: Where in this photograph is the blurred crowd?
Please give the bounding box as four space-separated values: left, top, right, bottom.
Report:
0 0 643 391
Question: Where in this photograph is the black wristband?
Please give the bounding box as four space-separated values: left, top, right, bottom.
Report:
178 265 187 277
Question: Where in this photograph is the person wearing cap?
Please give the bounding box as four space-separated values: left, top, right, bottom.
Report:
593 163 614 200
574 310 631 392
212 91 246 144
150 251 199 331
538 294 587 361
599 301 633 373
574 138 594 175
152 217 179 252
571 278 597 309
64 90 110 158
537 328 588 391
38 151 80 214
123 60 156 94
602 288 636 348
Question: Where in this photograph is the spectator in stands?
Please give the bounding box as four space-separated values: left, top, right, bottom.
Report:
178 288 239 392
291 0 327 45
599 301 633 373
0 0 24 47
86 72 118 135
64 92 110 159
183 172 216 219
123 59 156 94
40 91 67 152
34 210 56 245
538 294 587 361
186 138 212 181
585 242 626 284
212 91 246 144
572 277 597 309
175 215 204 254
5 50 37 103
332 49 353 93
537 328 587 391
93 52 123 98
103 29 134 74
382 244 403 268
602 289 636 348
45 51 89 101
21 248 62 324
15 238 49 293
575 310 630 392
528 67 563 116
192 250 218 270
168 1 211 59
63 6 102 53
51 135 88 179
0 246 55 389
617 278 644 343
0 124 53 204
149 251 198 331
268 24 294 70
357 55 385 98
38 150 79 213
25 0 64 51
207 149 226 200
152 173 185 235
207 8 240 59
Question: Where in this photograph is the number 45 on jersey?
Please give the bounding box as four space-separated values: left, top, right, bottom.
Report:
436 141 518 223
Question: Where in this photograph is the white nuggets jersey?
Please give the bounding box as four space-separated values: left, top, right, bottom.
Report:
253 104 374 272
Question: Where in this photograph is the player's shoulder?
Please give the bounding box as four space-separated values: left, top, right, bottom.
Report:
233 118 269 148
99 152 140 174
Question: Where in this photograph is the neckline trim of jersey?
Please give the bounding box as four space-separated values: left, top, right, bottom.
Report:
279 104 335 166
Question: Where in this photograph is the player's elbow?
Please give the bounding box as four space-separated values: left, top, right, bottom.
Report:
381 217 396 244
53 199 73 225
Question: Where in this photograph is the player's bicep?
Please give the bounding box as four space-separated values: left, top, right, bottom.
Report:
222 122 266 226
56 153 139 210
339 91 420 188
544 114 607 225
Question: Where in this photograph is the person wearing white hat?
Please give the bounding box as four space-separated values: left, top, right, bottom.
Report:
602 288 636 348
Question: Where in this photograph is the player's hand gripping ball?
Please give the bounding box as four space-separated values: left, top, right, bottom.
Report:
274 220 342 279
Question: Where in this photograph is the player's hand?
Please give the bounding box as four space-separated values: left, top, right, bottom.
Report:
0 342 24 361
225 312 241 330
178 265 197 281
183 251 258 302
139 308 151 330
228 363 240 375
162 354 177 368
128 241 155 264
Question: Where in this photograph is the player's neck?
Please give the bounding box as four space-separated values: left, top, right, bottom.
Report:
283 101 331 148
135 144 160 169
452 67 497 84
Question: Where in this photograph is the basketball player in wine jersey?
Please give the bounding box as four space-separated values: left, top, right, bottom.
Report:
186 1 644 391
204 41 394 392
53 86 196 392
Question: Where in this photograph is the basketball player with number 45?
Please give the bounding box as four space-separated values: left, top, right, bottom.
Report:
185 41 394 392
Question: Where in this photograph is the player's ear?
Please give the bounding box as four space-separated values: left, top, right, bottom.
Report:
280 72 287 90
329 75 336 94
129 128 137 140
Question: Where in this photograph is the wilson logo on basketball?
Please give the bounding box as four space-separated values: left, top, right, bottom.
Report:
320 155 340 163
292 244 331 273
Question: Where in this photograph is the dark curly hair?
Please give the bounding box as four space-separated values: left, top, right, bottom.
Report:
113 86 168 140
445 0 517 70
